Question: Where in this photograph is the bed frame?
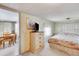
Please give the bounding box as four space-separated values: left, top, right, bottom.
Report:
48 39 79 56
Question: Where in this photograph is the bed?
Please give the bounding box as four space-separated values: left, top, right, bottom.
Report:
48 33 79 56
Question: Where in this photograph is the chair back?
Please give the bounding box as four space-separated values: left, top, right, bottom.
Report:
3 32 11 39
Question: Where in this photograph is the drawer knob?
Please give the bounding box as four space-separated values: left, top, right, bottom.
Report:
39 37 41 39
39 41 41 43
39 45 42 47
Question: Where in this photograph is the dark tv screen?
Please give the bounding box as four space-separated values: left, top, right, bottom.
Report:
34 23 39 31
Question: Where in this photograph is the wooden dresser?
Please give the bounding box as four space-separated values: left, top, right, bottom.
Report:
30 32 44 53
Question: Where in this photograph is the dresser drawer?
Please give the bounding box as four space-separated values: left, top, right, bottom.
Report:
39 44 44 49
34 33 43 36
35 39 44 44
35 36 44 40
39 40 44 44
31 32 43 35
35 36 43 39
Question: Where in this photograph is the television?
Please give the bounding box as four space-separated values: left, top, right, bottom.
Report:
34 23 39 32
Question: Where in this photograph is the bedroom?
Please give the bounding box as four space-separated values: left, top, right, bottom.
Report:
0 3 79 56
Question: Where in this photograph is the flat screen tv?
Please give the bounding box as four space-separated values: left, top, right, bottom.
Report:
34 23 39 32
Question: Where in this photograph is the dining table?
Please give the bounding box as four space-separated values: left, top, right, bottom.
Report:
0 35 14 48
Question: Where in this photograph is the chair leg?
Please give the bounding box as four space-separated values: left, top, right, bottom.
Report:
15 40 16 43
3 42 5 48
12 40 15 45
9 41 12 47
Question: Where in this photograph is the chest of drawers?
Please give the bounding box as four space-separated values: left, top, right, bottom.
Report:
30 32 44 53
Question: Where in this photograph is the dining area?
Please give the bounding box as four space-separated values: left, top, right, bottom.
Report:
0 32 16 48
0 8 19 55
0 21 17 49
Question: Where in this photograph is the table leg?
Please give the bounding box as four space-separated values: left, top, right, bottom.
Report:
3 42 5 48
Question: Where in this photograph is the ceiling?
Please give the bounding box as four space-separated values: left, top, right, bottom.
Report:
1 3 79 22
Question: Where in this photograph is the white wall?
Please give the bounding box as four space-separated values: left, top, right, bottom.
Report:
0 8 19 22
55 22 79 34
27 14 54 36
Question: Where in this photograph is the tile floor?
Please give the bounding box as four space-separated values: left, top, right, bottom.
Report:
23 41 68 56
0 40 68 56
0 40 19 56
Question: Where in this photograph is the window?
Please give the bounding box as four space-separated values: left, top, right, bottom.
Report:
44 27 51 36
0 22 16 36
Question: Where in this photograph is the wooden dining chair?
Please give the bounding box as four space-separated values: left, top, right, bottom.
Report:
3 32 12 47
0 38 4 48
10 34 16 45
2 32 17 47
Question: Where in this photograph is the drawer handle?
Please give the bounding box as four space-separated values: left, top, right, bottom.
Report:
39 37 41 39
39 41 41 43
39 45 42 47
